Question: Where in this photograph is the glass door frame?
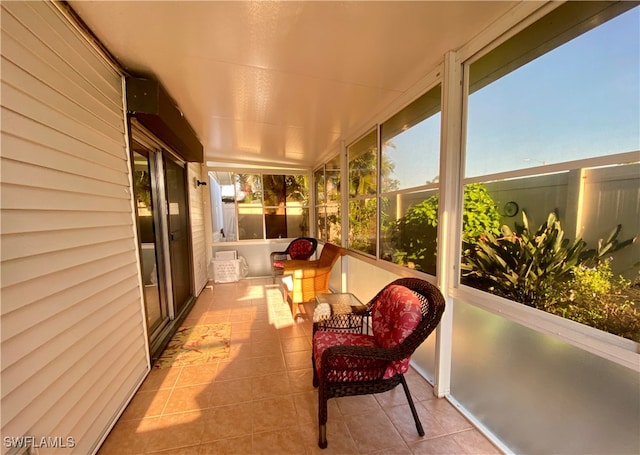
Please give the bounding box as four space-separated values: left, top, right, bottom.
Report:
130 122 176 349
162 149 195 316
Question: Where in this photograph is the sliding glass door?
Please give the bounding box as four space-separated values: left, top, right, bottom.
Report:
163 152 192 316
131 143 170 340
131 127 194 355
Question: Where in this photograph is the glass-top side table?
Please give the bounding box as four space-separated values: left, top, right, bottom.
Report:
313 292 369 334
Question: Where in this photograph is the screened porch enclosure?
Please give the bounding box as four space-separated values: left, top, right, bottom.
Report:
1 1 638 454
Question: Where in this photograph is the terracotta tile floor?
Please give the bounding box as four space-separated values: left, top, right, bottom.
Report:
98 278 501 455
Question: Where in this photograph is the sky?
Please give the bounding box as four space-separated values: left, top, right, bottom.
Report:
386 5 639 187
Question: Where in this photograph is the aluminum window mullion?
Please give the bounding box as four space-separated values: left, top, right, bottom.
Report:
434 50 465 397
376 124 382 260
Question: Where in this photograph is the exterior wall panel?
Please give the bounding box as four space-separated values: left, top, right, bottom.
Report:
188 163 209 293
0 2 148 453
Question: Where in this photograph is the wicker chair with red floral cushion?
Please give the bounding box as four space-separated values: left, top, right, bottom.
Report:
270 237 318 283
312 277 446 449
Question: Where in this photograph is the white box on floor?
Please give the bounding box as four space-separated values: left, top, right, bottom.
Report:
212 258 241 283
215 250 238 260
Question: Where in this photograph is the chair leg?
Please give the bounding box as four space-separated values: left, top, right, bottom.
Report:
318 384 328 448
400 375 424 436
319 424 327 449
312 353 319 387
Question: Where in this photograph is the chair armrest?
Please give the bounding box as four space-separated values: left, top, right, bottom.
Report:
280 258 320 271
270 251 289 262
284 265 332 279
319 344 401 382
322 343 404 364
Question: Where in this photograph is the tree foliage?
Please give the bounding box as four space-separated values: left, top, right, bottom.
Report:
347 146 398 254
391 183 501 273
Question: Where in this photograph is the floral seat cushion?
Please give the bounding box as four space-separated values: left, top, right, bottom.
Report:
313 332 385 382
371 284 422 377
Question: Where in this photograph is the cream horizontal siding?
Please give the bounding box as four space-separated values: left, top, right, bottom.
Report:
2 1 123 108
2 109 125 170
2 288 141 420
188 163 209 293
2 226 134 260
1 2 148 454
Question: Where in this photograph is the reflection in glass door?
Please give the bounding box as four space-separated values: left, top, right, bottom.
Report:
132 145 169 339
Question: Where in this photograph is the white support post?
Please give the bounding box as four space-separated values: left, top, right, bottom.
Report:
340 140 349 293
434 50 465 397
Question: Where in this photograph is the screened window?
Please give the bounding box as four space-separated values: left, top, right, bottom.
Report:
462 4 640 342
262 174 309 239
379 84 442 274
210 172 310 240
348 129 378 255
315 155 341 244
236 174 264 240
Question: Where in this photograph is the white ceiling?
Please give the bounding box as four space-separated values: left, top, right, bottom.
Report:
69 1 518 170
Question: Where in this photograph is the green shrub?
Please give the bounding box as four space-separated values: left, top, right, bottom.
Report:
579 223 638 268
462 211 586 308
392 183 501 273
546 262 640 343
348 199 377 255
462 183 503 244
463 210 639 341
